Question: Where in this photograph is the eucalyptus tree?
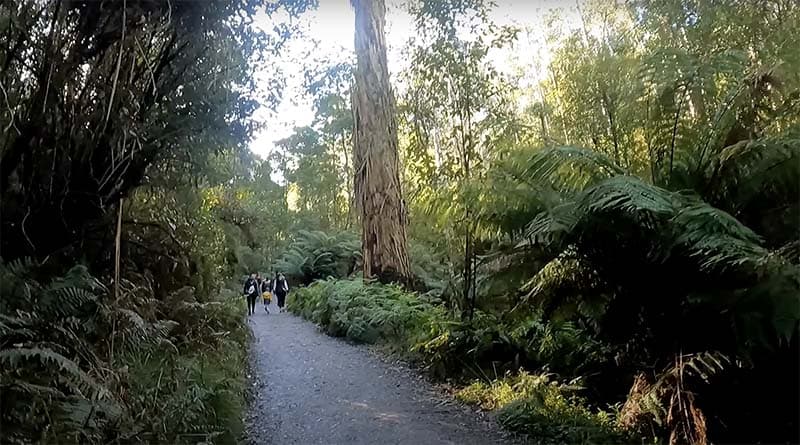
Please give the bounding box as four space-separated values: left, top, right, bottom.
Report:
351 0 412 284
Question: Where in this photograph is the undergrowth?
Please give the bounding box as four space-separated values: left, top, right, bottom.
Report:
457 372 626 444
287 277 445 349
0 259 249 444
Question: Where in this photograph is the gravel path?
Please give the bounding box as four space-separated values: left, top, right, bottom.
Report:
244 304 514 445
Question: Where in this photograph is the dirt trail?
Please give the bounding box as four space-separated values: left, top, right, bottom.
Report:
244 304 514 445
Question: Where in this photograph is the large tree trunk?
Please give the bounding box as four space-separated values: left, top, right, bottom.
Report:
351 0 411 285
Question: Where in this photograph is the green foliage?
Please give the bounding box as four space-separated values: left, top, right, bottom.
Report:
705 137 800 246
0 0 313 261
203 154 292 279
290 278 625 442
457 372 548 411
0 261 115 444
408 241 450 294
274 231 361 285
291 274 612 380
273 0 800 442
276 126 350 230
0 258 250 444
474 140 799 442
412 309 610 381
497 393 621 445
288 278 445 346
456 371 625 444
122 296 249 444
4 0 793 443
271 60 356 234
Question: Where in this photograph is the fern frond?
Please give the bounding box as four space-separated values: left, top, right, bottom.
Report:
706 138 800 210
53 265 108 293
576 176 674 219
0 313 36 340
518 202 576 249
0 347 108 399
0 256 38 278
670 201 767 273
663 351 731 383
521 146 625 194
520 249 607 321
38 287 97 319
55 395 123 423
274 230 360 283
1 379 67 398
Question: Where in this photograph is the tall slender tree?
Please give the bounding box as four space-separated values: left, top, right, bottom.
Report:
350 0 412 284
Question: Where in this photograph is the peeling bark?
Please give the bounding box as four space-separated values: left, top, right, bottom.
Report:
351 0 411 285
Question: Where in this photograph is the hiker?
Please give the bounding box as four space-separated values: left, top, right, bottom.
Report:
243 272 259 316
261 275 272 314
272 272 289 313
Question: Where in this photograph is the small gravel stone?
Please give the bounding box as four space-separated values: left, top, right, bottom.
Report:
244 308 517 445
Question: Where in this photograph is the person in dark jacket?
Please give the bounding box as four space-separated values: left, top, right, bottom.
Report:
243 272 259 316
272 272 289 313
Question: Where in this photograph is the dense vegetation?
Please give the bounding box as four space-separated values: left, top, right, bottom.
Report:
0 0 312 443
279 1 800 444
2 0 798 444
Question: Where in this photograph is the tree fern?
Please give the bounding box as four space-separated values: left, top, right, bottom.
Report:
473 138 799 378
669 201 767 274
703 137 800 246
477 145 623 240
639 47 750 187
520 249 608 325
520 202 577 249
519 145 626 194
587 175 670 211
274 230 361 284
37 287 98 319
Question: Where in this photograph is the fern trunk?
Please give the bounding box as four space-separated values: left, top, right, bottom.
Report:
351 0 412 285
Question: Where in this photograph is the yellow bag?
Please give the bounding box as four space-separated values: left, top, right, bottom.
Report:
262 292 272 303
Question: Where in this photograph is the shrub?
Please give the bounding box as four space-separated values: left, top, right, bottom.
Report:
288 278 446 347
122 346 246 443
457 371 559 410
290 278 611 379
457 372 625 444
0 259 250 444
